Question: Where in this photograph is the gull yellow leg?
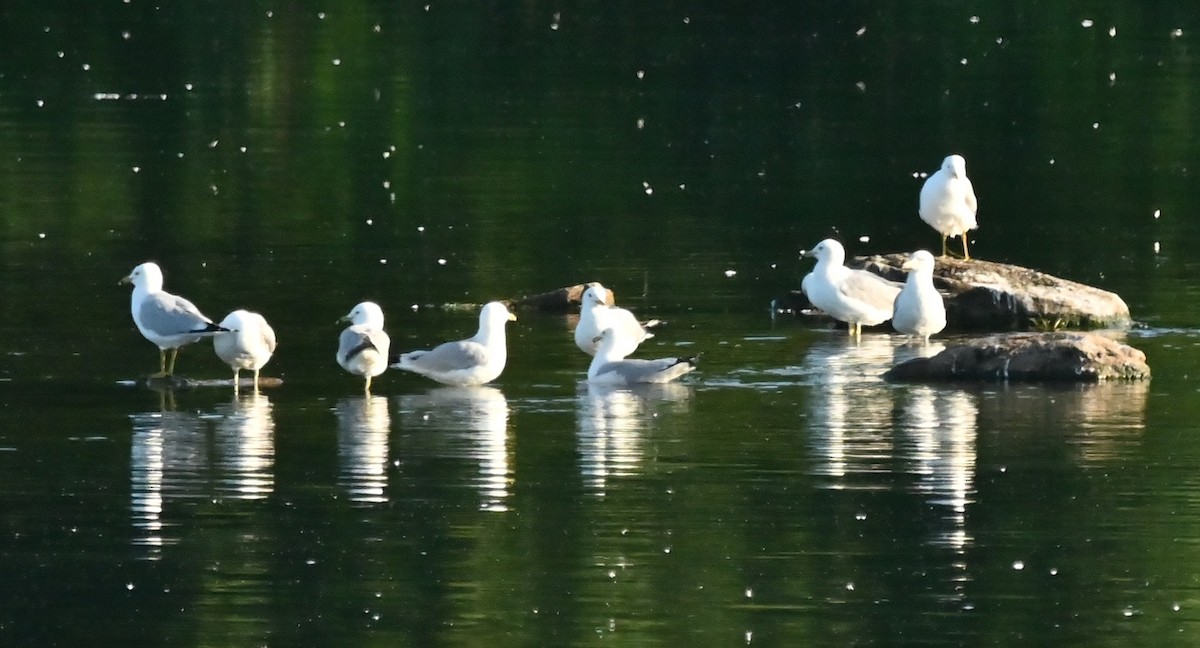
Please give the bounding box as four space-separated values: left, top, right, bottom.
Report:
364 375 373 393
961 234 971 261
252 368 261 393
151 350 168 378
940 235 949 258
232 368 241 394
166 348 180 376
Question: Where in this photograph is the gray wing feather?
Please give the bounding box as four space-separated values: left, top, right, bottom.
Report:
139 293 214 335
597 357 687 383
339 327 372 360
838 271 901 311
407 341 488 373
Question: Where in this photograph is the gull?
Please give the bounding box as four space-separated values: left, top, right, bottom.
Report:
800 239 902 338
336 302 391 393
919 154 979 259
391 301 516 386
891 250 947 343
574 283 659 357
213 310 277 392
120 261 227 377
587 328 697 385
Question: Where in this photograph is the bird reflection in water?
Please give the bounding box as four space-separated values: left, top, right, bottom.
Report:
898 385 978 552
335 396 392 504
129 387 209 558
395 386 510 512
805 336 907 486
576 382 693 497
212 391 276 500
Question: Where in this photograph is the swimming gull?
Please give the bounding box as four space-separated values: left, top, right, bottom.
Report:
891 250 947 343
574 283 659 357
213 309 278 391
391 301 516 386
800 239 902 338
336 301 391 393
120 261 227 377
587 328 697 385
919 154 978 259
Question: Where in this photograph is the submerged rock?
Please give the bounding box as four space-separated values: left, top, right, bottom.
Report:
144 375 283 390
884 332 1150 383
779 255 1131 332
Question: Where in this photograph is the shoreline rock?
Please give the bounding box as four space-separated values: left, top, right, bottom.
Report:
884 332 1150 383
778 255 1131 332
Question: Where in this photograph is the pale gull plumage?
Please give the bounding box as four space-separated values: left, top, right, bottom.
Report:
391 301 516 386
919 154 979 259
336 301 391 393
213 309 277 391
120 261 227 377
891 250 947 343
800 239 902 338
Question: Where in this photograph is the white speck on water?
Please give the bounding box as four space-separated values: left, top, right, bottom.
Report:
338 121 345 128
744 588 753 598
856 512 867 520
266 10 273 18
1012 560 1025 570
858 235 870 243
636 117 645 129
424 4 430 11
642 181 653 195
411 304 420 311
126 582 134 591
210 184 219 195
1092 122 1100 130
1050 567 1059 575
725 269 737 278
636 69 645 79
745 631 753 644
1109 72 1117 84
382 151 390 159
969 15 980 24
57 51 64 58
38 233 46 240
373 24 381 33
1049 158 1055 165
366 219 373 225
1122 607 1136 618
317 12 326 19
239 146 247 153
855 81 866 92
132 166 140 173
209 139 219 148
1081 19 1094 28
608 570 617 579
1173 603 1182 612
846 582 855 591
1154 209 1161 219
82 63 91 71
36 99 44 107
1153 241 1160 254
683 16 690 24
855 26 866 37
437 258 447 266
306 559 316 565
382 180 391 189
417 226 425 232
663 546 671 554
332 58 341 66
1171 28 1183 38
185 83 194 91
122 30 131 40
996 36 1004 45
1109 26 1117 37
550 12 560 31
960 58 968 65
379 258 387 264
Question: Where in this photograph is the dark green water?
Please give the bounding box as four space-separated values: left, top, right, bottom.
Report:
3 3 1200 646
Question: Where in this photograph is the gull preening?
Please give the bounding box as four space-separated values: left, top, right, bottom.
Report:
586 328 696 385
336 301 391 393
213 309 277 391
574 283 659 357
800 239 902 338
891 250 947 343
919 154 978 259
121 261 227 377
391 301 516 386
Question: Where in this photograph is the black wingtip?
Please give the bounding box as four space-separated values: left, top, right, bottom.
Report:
346 340 377 361
196 323 231 334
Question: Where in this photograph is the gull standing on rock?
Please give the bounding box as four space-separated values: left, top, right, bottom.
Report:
121 261 227 377
891 250 947 344
919 154 978 260
587 328 697 385
337 302 391 393
800 239 902 338
574 283 659 357
213 310 277 392
391 301 516 386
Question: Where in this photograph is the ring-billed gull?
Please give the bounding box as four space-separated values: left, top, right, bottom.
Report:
213 310 277 391
587 328 697 385
574 283 659 357
891 250 947 343
391 301 516 386
120 261 227 377
919 154 978 259
800 239 902 338
337 302 391 393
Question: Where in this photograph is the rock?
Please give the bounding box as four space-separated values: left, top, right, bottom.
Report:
778 255 1131 332
883 332 1150 383
144 375 283 390
504 282 615 313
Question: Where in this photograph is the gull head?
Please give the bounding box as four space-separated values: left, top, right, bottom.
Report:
942 154 967 178
340 301 385 328
901 249 937 273
480 301 517 326
120 261 164 291
799 238 846 266
582 284 609 307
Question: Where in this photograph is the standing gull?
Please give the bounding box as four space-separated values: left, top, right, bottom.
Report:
337 302 391 393
574 283 659 357
919 154 979 259
587 328 697 385
213 310 278 392
121 261 227 377
800 239 902 338
391 301 516 386
891 250 947 344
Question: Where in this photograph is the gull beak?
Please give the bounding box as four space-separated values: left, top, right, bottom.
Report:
119 274 132 286
336 314 351 325
508 312 517 322
901 259 916 271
